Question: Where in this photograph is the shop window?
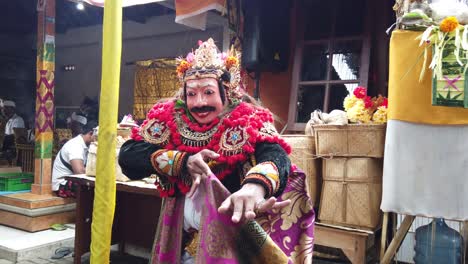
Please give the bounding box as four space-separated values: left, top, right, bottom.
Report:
288 0 370 131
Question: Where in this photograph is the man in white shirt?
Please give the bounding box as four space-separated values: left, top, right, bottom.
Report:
3 100 25 135
52 118 97 197
1 100 25 162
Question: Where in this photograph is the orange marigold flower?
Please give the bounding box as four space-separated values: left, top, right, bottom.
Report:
176 60 191 76
440 16 459 33
225 56 238 69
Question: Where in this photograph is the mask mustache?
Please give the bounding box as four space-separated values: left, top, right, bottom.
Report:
190 106 216 113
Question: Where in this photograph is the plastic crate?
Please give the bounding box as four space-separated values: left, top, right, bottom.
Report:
0 173 34 191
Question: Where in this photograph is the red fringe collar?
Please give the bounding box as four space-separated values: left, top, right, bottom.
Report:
133 100 291 181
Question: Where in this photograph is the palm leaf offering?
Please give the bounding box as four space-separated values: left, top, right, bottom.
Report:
432 37 468 108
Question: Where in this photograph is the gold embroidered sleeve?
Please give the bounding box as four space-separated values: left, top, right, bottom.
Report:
150 150 190 183
242 161 280 198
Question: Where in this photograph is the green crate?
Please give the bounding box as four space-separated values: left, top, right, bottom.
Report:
0 173 34 191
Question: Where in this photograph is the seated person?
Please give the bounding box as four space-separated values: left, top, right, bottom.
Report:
79 96 99 121
68 112 88 137
52 119 97 198
1 100 25 162
26 117 35 144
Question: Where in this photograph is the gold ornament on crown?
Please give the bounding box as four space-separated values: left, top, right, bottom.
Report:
176 38 242 101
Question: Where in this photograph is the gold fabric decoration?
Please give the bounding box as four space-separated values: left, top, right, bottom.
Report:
279 182 313 231
259 122 279 137
219 126 249 156
290 233 314 264
140 119 170 145
133 59 179 120
205 220 234 258
176 112 221 147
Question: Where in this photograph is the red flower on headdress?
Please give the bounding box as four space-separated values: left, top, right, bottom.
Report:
353 86 367 99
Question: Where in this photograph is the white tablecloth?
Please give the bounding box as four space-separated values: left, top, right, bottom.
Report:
380 120 468 220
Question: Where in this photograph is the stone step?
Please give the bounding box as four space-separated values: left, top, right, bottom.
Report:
0 224 74 262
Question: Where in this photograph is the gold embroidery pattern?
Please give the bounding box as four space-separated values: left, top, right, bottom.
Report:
219 126 249 156
256 213 281 234
259 122 279 137
175 113 221 147
141 119 170 145
290 233 314 264
242 221 268 248
205 220 234 258
256 237 289 264
279 175 313 230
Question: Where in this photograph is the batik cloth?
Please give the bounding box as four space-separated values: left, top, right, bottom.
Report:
151 168 315 264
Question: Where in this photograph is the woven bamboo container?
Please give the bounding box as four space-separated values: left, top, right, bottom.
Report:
318 157 383 230
117 127 132 138
313 124 386 158
282 135 321 206
86 142 130 182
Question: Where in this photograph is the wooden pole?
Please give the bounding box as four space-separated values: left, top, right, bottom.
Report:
32 0 55 195
381 215 415 264
380 212 389 260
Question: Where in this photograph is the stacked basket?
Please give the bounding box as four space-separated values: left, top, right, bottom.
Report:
282 135 321 207
313 124 386 230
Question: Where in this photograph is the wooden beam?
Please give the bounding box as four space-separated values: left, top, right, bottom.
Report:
380 212 389 260
381 215 415 264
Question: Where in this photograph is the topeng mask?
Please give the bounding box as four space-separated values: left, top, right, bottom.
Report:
185 77 224 124
177 38 243 106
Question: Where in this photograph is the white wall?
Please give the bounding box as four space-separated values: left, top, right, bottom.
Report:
55 13 226 119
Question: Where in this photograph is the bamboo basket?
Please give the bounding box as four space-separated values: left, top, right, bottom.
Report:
318 157 383 230
313 124 386 158
282 135 321 206
86 142 130 182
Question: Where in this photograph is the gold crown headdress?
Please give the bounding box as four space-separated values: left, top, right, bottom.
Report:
176 38 243 102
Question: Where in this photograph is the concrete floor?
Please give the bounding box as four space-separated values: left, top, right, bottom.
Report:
0 224 74 263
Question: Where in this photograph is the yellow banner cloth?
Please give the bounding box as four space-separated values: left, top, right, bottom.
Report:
90 0 121 263
389 30 468 125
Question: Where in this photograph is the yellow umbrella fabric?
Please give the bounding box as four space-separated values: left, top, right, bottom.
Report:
89 0 122 263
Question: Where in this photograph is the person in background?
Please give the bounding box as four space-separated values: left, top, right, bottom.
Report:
79 96 99 121
65 97 98 136
0 98 5 126
26 117 35 143
52 119 97 198
1 100 25 162
68 112 88 137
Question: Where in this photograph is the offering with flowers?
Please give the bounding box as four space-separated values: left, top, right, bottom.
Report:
343 86 388 124
418 16 468 108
